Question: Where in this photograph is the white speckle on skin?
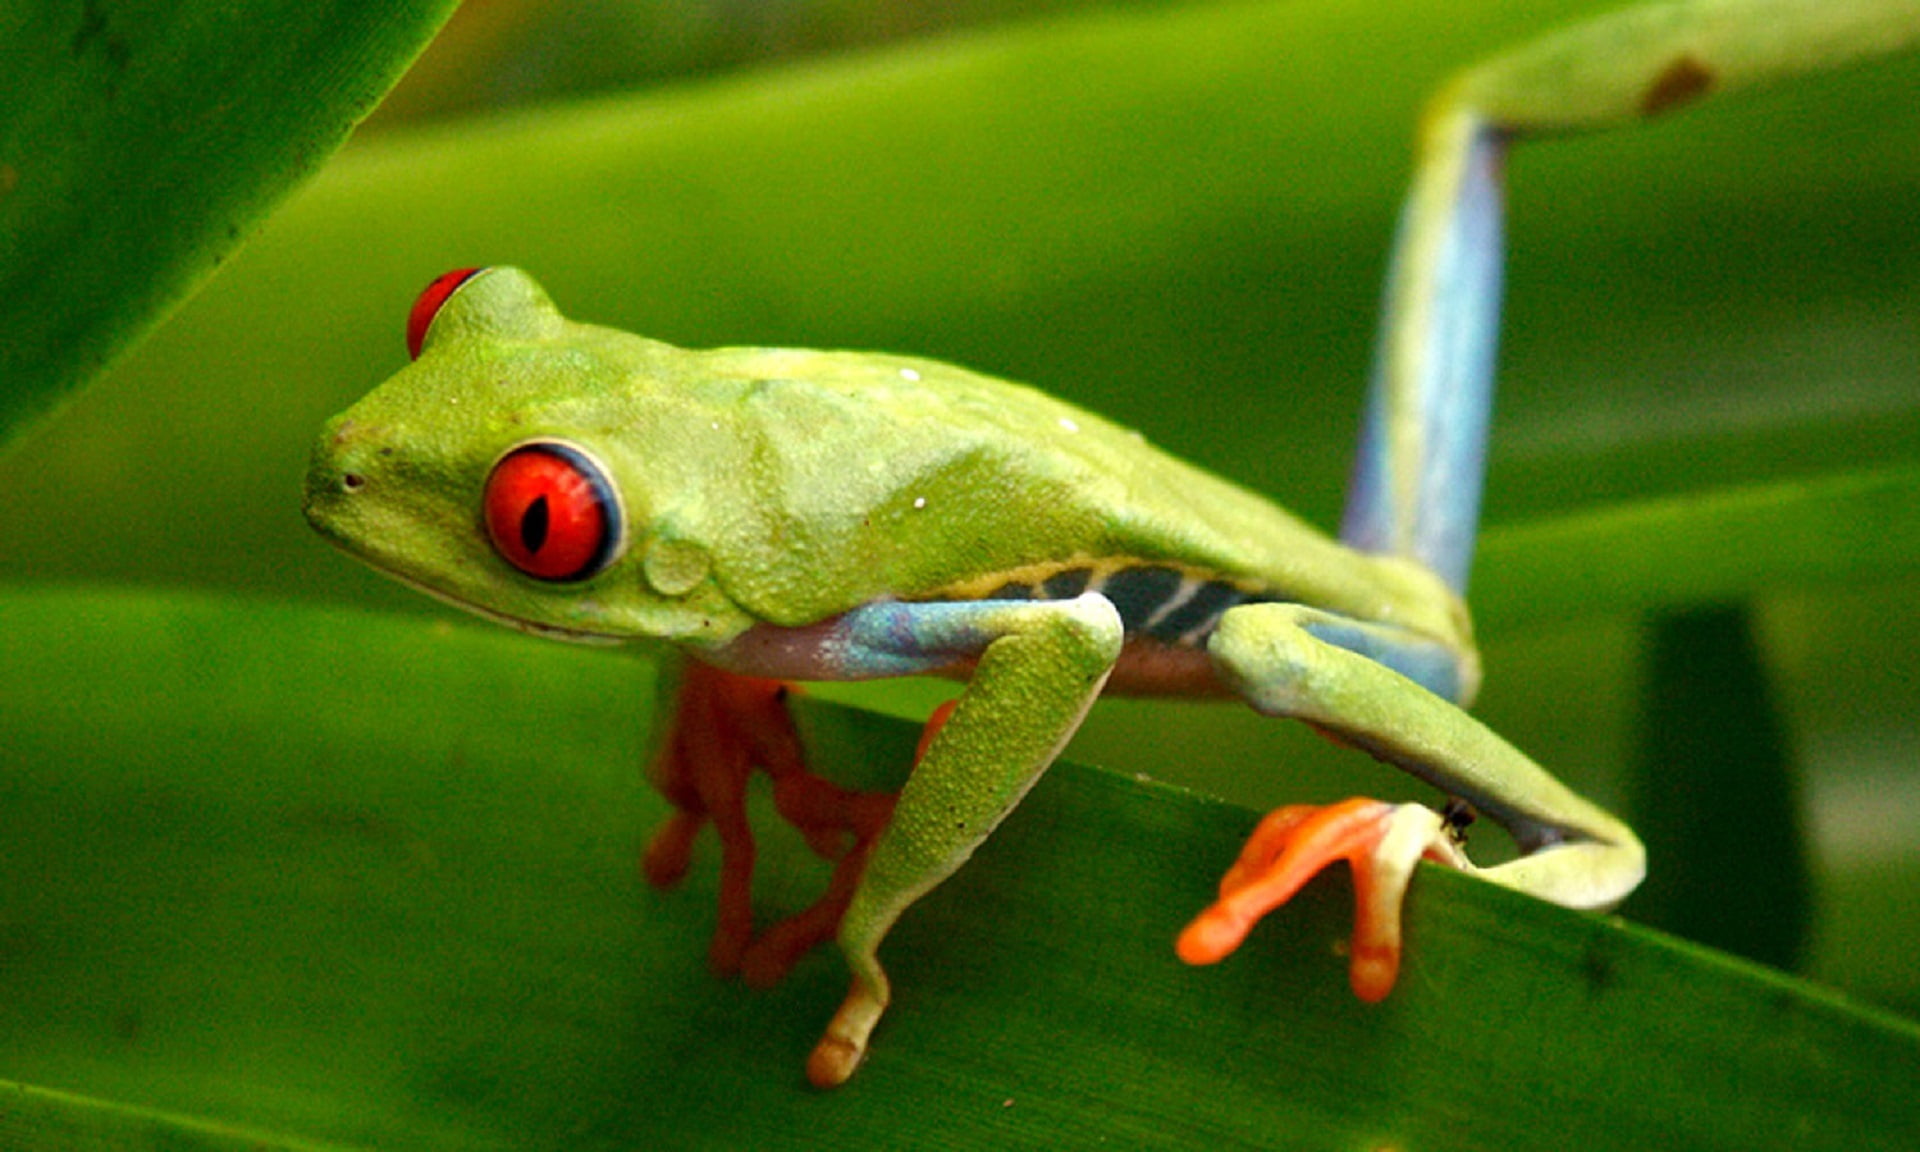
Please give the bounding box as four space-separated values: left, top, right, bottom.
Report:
1058 416 1079 433
900 367 921 382
913 496 927 509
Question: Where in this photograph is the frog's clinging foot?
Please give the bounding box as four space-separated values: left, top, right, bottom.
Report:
806 980 887 1089
645 660 896 983
1178 798 1469 1000
738 773 895 987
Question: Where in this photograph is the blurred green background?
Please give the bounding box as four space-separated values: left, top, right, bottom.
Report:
3 0 1918 1147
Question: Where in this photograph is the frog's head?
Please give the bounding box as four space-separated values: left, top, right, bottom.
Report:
303 267 752 647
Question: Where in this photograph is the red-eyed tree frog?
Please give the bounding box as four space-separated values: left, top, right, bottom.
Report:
304 0 1920 1088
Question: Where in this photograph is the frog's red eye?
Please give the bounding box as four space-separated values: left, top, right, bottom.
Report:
407 267 484 360
483 443 621 582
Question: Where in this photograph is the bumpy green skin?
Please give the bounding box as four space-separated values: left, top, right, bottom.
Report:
305 268 1467 659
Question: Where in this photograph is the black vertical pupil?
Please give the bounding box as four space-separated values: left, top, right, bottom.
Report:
522 495 550 553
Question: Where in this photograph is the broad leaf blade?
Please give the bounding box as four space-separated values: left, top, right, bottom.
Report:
0 0 459 447
0 1080 357 1152
1630 604 1809 969
1 588 1916 1149
1475 462 1920 632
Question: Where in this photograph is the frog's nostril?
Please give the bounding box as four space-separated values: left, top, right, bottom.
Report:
341 472 366 492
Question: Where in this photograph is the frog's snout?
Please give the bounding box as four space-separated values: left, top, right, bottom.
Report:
302 418 378 538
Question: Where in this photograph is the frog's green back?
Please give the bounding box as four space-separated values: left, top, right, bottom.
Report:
655 343 1464 646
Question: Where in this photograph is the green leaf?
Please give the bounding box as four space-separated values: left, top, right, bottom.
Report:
0 0 459 447
364 0 1217 128
0 1080 352 1152
3 587 1918 1149
1630 604 1809 969
1475 462 1920 633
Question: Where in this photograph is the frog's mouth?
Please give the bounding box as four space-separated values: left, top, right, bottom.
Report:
369 557 631 647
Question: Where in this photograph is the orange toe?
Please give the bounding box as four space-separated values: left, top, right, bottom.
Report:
1181 797 1432 1000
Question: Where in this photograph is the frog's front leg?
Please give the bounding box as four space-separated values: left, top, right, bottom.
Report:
720 593 1125 1087
1183 603 1644 997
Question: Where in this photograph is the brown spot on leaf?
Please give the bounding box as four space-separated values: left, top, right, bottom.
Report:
113 1008 143 1041
1642 54 1716 117
1583 934 1617 996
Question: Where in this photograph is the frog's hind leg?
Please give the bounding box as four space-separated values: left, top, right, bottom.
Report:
1339 106 1501 594
1272 0 1920 999
1342 0 1920 593
1188 603 1644 997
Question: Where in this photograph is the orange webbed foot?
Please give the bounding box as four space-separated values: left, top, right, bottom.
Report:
1178 798 1469 1001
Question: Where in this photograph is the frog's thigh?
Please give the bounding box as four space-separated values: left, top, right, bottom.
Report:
809 593 1123 1085
1207 602 1643 909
